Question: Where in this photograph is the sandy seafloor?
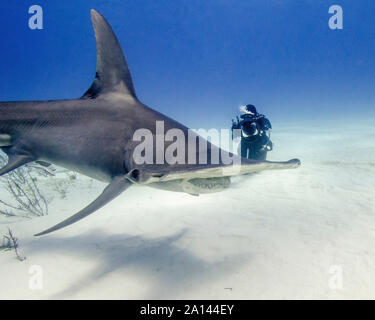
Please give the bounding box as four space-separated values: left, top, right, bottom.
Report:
0 117 374 299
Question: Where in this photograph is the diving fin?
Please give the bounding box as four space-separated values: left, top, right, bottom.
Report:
0 154 34 176
35 176 132 236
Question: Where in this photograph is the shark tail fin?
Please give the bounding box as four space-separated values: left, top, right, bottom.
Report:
81 9 137 100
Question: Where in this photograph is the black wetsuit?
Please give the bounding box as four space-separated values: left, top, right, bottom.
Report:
232 113 273 160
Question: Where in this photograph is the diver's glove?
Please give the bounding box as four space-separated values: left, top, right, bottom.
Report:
266 140 273 151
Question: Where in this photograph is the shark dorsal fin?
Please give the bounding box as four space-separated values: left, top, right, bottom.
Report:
82 9 137 100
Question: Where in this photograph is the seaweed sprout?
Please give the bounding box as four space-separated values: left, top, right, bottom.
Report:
0 228 26 261
0 153 49 217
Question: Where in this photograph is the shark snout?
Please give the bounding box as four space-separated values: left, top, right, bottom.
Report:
288 158 301 167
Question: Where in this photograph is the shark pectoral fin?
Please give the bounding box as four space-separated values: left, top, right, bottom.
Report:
34 176 132 236
0 154 34 176
81 9 137 100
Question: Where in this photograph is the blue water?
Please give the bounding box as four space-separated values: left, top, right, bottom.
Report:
0 1 374 129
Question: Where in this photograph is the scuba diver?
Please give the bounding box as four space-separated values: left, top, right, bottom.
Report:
231 104 273 160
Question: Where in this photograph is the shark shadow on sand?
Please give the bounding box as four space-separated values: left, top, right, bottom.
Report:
25 229 249 299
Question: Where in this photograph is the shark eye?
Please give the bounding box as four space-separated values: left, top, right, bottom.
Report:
129 169 141 182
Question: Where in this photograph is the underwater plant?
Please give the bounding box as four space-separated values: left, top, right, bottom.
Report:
0 228 26 261
0 153 49 218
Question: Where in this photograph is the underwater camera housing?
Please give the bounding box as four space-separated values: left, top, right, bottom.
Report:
240 114 272 138
241 120 258 137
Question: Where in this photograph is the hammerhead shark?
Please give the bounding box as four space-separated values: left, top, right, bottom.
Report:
0 9 300 236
